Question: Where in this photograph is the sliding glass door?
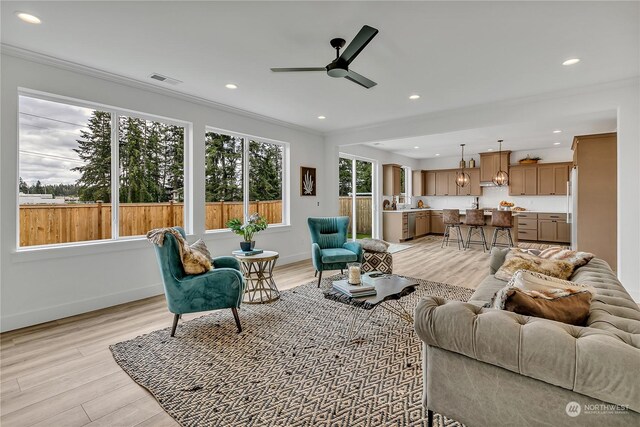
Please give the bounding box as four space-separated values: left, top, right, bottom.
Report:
338 155 376 240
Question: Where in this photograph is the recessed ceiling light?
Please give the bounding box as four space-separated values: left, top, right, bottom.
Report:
435 154 440 156
409 94 420 100
554 142 561 146
225 83 238 89
414 146 419 149
487 148 494 152
562 58 580 66
553 129 562 133
317 115 326 120
15 12 41 24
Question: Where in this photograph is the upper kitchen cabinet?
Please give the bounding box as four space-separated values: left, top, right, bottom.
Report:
412 170 423 196
537 163 570 195
383 164 402 196
456 168 481 196
435 170 458 196
480 151 511 183
424 171 436 196
509 165 537 195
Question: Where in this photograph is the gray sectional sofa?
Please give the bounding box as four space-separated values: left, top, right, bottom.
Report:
414 248 640 426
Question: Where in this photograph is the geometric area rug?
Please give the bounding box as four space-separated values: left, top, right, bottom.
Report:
110 275 473 426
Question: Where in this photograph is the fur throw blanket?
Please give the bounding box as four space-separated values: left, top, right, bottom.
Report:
147 228 212 275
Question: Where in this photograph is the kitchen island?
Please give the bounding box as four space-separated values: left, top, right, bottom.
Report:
382 209 520 245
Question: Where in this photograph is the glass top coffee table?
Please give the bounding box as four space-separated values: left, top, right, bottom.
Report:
323 274 418 341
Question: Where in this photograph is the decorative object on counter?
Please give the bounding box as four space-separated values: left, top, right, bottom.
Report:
499 200 515 211
469 158 476 168
471 196 479 209
347 262 362 285
382 199 391 210
227 213 268 251
455 144 471 188
513 206 527 211
518 154 541 165
492 139 509 186
391 196 397 210
300 166 316 196
417 200 424 208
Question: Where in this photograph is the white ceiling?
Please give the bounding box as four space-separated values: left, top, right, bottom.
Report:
365 110 618 158
1 1 638 134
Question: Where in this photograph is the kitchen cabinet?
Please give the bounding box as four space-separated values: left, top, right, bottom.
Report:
435 171 458 196
538 163 569 195
537 213 569 243
412 170 423 196
456 168 481 196
480 151 511 182
424 171 436 196
415 211 430 236
383 164 402 196
509 165 537 195
430 211 445 234
517 213 538 241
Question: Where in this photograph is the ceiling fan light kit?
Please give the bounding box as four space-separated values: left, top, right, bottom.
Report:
270 25 379 89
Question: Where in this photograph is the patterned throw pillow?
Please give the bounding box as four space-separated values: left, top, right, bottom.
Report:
537 247 595 268
494 249 574 281
191 239 212 261
503 287 592 326
359 238 390 253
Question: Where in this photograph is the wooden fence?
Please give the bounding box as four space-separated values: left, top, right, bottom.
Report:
339 196 372 235
19 200 283 247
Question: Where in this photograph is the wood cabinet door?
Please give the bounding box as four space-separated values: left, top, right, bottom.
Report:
412 170 423 196
447 171 458 196
393 166 401 195
383 165 394 196
557 221 571 243
435 171 448 195
468 168 481 196
480 153 497 182
537 165 555 195
553 165 569 195
509 167 525 195
538 220 557 242
425 172 436 196
523 166 537 195
430 213 444 234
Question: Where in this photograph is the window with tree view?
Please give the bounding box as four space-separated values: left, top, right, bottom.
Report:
205 129 285 231
18 93 186 247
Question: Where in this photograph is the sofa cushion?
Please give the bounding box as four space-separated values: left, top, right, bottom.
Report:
321 248 358 264
494 250 573 281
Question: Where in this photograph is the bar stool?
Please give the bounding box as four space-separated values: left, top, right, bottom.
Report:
441 209 464 250
490 210 514 249
464 209 488 252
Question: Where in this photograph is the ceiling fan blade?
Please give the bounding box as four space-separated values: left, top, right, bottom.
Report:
344 70 377 89
270 67 326 72
339 25 379 65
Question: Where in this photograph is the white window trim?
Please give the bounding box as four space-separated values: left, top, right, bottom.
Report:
16 88 192 251
204 126 290 231
338 152 379 240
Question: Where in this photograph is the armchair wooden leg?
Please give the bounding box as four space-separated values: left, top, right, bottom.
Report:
427 409 434 427
314 270 318 277
231 307 242 333
170 313 180 337
317 270 323 288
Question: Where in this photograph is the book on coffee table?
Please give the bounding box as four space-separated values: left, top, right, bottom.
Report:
332 280 377 298
232 249 264 256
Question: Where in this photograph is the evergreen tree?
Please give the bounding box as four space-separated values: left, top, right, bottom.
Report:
339 158 352 196
19 177 28 194
73 111 111 202
249 141 282 201
118 116 148 203
205 132 243 202
355 161 372 194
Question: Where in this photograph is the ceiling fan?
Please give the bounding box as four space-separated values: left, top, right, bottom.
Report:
270 25 379 89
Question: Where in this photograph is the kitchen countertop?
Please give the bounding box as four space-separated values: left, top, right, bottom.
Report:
383 208 565 214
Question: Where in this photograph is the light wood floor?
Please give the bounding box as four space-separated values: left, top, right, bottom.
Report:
0 236 493 426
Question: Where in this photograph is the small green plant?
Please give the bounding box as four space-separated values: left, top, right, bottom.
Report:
226 213 268 242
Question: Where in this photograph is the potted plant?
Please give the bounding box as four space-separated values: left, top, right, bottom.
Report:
227 213 268 251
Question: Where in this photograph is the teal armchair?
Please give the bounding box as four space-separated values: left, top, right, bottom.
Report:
307 217 363 287
152 227 246 336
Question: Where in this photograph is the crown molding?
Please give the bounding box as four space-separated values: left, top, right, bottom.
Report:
326 75 640 141
0 43 323 138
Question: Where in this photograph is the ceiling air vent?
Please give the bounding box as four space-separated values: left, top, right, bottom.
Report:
148 73 182 85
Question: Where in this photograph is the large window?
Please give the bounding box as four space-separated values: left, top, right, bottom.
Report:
18 92 186 247
205 129 286 231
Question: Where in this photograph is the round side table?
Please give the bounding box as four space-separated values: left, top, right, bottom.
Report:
234 251 280 304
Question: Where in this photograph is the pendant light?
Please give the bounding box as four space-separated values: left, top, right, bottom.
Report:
455 144 470 188
493 139 509 186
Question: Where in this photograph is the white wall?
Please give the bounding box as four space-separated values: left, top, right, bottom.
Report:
0 52 327 331
326 79 640 301
419 147 573 212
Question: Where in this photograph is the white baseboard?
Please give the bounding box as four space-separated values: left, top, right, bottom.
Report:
0 283 164 333
277 252 310 266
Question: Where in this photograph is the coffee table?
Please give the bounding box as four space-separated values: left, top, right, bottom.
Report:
234 251 280 304
323 274 418 340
